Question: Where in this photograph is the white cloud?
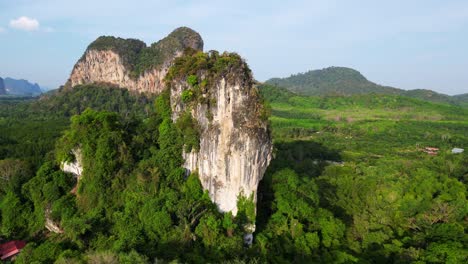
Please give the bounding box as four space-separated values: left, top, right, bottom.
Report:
0 27 5 33
9 16 40 31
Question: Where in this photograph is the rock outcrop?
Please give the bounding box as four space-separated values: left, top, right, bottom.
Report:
61 149 83 195
45 205 64 234
67 27 203 94
65 27 272 215
168 51 272 215
61 149 83 179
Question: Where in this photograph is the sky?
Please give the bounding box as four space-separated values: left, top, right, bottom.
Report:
0 0 468 95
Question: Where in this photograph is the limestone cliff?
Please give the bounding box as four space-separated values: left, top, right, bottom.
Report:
167 51 272 214
67 27 203 93
64 27 272 215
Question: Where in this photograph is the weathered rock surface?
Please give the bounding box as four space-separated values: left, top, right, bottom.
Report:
61 149 83 179
67 27 203 93
69 49 171 94
45 205 64 234
170 63 272 215
61 149 83 195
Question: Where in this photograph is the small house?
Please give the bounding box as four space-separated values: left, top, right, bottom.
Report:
0 240 26 260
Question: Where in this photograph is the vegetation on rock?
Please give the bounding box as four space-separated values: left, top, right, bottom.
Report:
83 27 203 78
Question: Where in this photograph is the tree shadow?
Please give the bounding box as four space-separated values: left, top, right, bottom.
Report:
256 140 342 234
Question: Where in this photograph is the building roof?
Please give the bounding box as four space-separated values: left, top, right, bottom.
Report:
0 240 26 260
452 148 464 154
425 147 439 151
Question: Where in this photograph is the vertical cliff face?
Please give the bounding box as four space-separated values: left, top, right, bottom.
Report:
168 51 272 215
68 27 203 93
69 50 170 94
64 28 272 216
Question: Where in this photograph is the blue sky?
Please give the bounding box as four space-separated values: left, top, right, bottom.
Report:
0 0 467 95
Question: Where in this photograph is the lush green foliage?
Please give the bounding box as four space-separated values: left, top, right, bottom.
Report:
165 49 249 88
254 84 468 263
0 87 251 263
1 81 466 263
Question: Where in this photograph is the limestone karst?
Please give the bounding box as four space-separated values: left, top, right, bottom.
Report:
64 27 272 215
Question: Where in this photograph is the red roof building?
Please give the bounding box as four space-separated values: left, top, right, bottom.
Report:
422 147 440 155
0 240 26 260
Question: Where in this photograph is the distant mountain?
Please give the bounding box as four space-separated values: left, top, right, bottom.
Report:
3 77 42 96
266 67 467 106
0 77 6 95
266 67 403 96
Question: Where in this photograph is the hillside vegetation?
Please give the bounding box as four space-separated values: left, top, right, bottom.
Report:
266 67 467 105
0 85 153 169
256 84 467 262
0 81 466 263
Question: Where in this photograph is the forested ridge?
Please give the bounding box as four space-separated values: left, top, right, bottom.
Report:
0 82 467 263
266 67 468 106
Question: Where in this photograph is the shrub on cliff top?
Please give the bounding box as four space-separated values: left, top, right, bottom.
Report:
165 49 249 85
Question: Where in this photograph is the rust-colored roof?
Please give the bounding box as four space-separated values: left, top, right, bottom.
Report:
0 240 26 260
425 147 439 151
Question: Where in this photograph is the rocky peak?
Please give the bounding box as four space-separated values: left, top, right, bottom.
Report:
63 28 272 216
167 50 272 215
67 27 203 93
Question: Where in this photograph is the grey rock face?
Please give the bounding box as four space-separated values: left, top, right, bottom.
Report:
170 73 272 215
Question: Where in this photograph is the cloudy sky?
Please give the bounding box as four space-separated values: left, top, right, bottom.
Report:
0 0 467 95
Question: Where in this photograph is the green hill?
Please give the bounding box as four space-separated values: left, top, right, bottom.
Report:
266 67 402 96
266 67 467 106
